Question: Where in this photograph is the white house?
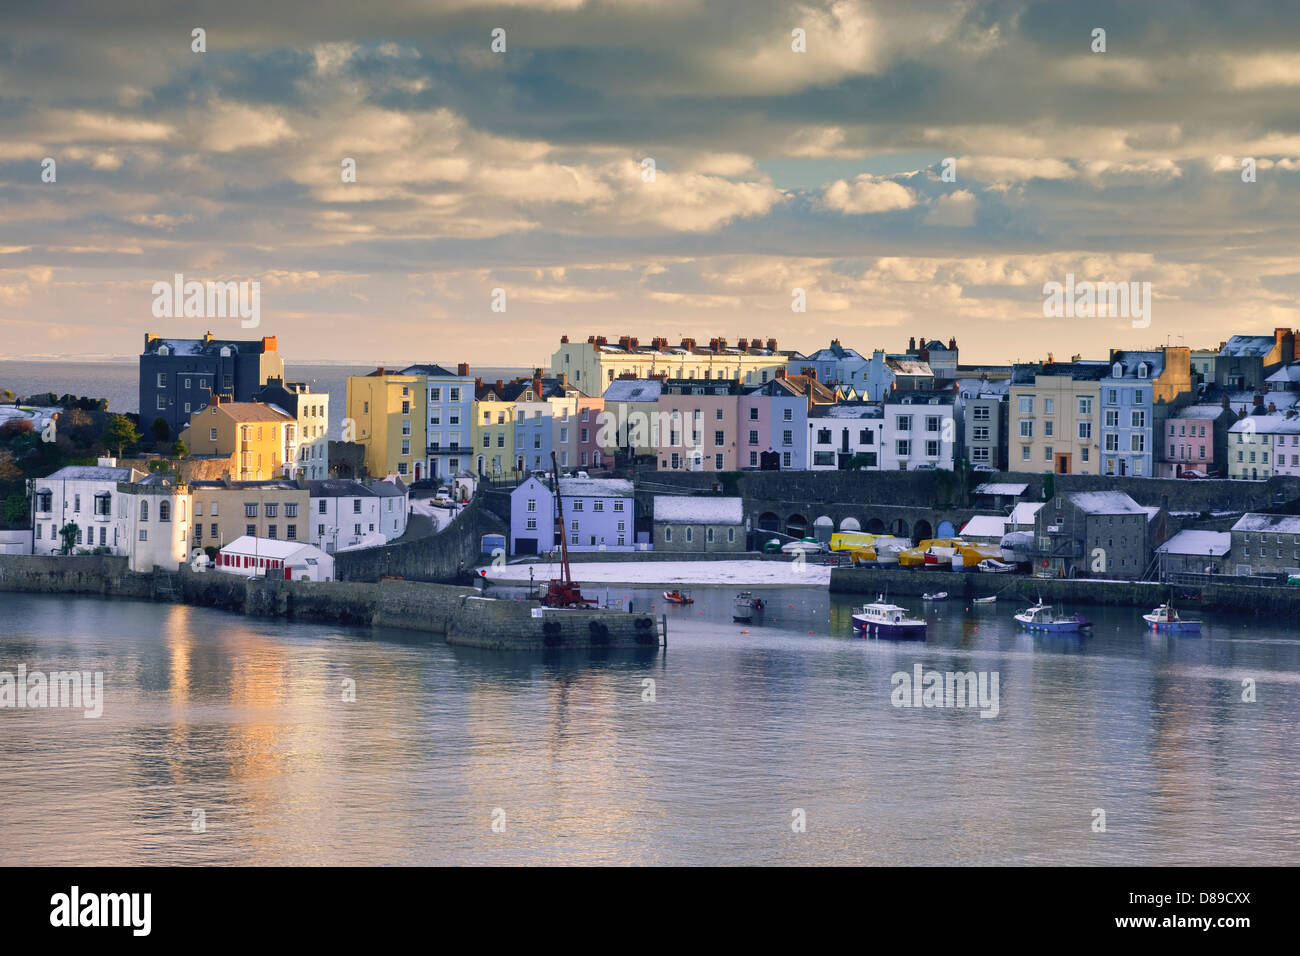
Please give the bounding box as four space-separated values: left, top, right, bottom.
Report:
118 474 192 572
30 460 144 555
307 478 408 553
806 404 883 470
879 390 960 471
216 535 335 581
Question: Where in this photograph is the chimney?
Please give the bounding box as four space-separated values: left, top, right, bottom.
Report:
802 367 817 380
949 336 957 350
681 337 696 350
766 338 777 351
737 338 748 351
559 372 568 386
261 336 277 351
375 366 386 376
587 335 597 343
457 363 469 376
202 331 214 344
560 334 569 344
775 368 786 379
618 335 631 350
908 336 917 351
1221 393 1231 410
495 380 504 394
629 336 639 350
1269 401 1277 413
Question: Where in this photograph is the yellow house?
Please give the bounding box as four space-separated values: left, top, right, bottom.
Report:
1009 362 1106 475
180 399 294 481
472 387 516 478
345 368 426 480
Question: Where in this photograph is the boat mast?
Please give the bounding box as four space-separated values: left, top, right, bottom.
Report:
550 450 572 588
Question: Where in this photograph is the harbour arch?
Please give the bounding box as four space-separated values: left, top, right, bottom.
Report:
786 513 809 538
913 518 933 541
865 517 887 535
839 517 861 532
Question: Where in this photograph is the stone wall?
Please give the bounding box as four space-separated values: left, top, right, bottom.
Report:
334 489 506 583
829 565 1300 614
0 553 154 599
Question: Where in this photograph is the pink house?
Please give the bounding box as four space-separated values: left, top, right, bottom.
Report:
1159 403 1232 477
575 397 605 469
655 379 742 471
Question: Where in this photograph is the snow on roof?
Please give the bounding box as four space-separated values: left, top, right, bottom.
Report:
602 379 663 402
1170 404 1231 419
1067 490 1146 514
558 477 633 497
956 378 1010 398
44 465 143 482
1228 413 1300 434
959 515 1009 538
1231 512 1300 534
821 403 882 419
220 535 321 559
1009 501 1044 525
1156 530 1231 555
654 495 743 524
1219 335 1275 357
1266 363 1300 384
973 482 1028 495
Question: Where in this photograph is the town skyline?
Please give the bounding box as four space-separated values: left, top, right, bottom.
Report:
4 1 1300 364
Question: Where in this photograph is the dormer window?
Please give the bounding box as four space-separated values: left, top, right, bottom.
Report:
158 345 170 356
1137 363 1148 379
1113 362 1123 378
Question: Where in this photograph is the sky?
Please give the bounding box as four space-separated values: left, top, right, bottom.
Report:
2 0 1300 368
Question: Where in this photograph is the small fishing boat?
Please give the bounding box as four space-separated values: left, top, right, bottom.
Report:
1142 602 1201 634
972 596 997 605
977 558 1017 573
851 597 926 639
662 589 694 605
733 591 765 622
1014 600 1091 633
922 591 948 601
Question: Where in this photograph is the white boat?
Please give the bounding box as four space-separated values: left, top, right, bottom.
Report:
733 591 765 622
921 591 948 601
873 541 908 565
972 596 997 605
851 597 926 639
1014 600 1091 633
977 558 1017 573
1142 602 1201 634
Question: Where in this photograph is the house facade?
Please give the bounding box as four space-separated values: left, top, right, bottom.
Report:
188 479 310 551
179 399 295 481
958 378 1009 470
1033 490 1160 580
30 461 145 555
552 334 796 395
655 379 742 472
1158 401 1234 477
1230 514 1300 577
307 478 408 552
740 380 807 470
509 476 636 554
807 404 882 470
879 389 960 471
1216 330 1294 392
252 377 330 480
139 331 284 438
215 535 335 581
1010 361 1106 474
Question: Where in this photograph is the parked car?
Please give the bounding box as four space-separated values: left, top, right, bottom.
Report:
573 470 590 478
971 464 996 472
1179 469 1208 479
432 496 452 508
914 464 937 471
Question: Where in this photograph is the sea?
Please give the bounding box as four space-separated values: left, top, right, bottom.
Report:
2 585 1297 865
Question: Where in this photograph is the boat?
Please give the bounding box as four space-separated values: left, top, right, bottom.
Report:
662 589 694 605
851 597 927 639
733 591 765 622
1014 600 1092 633
977 558 1017 573
922 591 948 601
972 596 997 605
1142 601 1201 634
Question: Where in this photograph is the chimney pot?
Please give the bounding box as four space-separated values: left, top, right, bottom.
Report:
457 362 469 377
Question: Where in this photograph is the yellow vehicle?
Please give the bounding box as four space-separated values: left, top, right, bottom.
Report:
830 531 879 552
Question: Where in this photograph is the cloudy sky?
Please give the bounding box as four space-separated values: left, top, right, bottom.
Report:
2 0 1299 368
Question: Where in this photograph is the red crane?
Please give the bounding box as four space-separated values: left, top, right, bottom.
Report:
538 450 597 608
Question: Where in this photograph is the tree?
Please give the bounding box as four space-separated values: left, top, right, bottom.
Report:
151 417 170 443
172 439 189 458
59 521 79 555
103 415 141 457
3 493 26 524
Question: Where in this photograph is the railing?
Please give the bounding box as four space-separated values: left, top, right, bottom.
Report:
1166 571 1288 589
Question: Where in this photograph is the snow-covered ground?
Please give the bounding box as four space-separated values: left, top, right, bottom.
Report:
483 559 830 588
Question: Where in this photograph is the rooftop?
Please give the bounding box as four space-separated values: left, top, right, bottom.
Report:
1219 335 1277 358
1231 512 1300 534
1067 490 1147 515
602 379 664 402
219 535 324 559
653 496 744 524
1156 530 1232 556
974 482 1028 496
42 465 143 482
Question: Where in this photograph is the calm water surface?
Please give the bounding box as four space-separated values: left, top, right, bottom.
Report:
2 588 1298 865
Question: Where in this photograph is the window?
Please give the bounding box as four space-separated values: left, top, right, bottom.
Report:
1044 421 1053 436
614 500 624 512
685 527 693 543
817 428 832 444
1022 447 1031 461
286 503 298 518
972 405 990 421
1130 434 1146 452
354 524 362 535
572 499 584 511
527 498 536 513
593 500 603 512
783 408 793 422
1078 421 1092 439
246 524 256 536
140 501 150 522
159 501 170 522
896 415 912 431
211 523 218 537
286 525 297 540
1078 397 1093 415
353 499 362 513
749 407 759 421
896 440 910 456
783 452 792 467
1131 410 1146 428
714 454 723 469
1044 398 1054 415
664 527 671 543
707 527 715 543
716 409 724 420
139 529 148 541
714 430 724 446
973 426 989 441
749 430 759 446
972 447 990 462
450 388 460 402
1105 410 1119 429
526 517 537 530
267 525 277 539
265 503 278 517
1018 396 1034 415
1019 420 1033 438
926 440 939 457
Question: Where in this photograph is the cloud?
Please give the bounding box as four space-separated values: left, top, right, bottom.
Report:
823 175 916 214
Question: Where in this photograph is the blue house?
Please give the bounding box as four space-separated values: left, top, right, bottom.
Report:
401 363 475 482
509 476 636 555
1100 351 1163 477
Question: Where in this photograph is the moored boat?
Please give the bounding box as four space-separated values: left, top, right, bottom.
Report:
733 591 765 622
922 591 948 601
972 595 997 605
1014 600 1091 633
1142 602 1201 634
662 589 694 605
977 557 1016 573
851 597 927 639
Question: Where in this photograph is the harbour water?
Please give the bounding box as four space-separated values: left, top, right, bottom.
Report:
3 588 1298 865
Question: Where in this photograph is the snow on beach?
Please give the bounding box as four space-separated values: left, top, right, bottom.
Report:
484 559 830 588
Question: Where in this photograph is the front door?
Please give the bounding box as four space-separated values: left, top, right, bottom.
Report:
1054 453 1071 474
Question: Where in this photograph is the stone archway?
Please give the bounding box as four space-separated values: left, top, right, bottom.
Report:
913 518 933 541
786 513 808 538
866 517 887 535
758 511 780 533
839 517 861 532
813 515 834 543
936 519 956 538
892 518 910 538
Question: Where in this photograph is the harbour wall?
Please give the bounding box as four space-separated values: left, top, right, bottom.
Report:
830 566 1300 614
0 554 656 651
